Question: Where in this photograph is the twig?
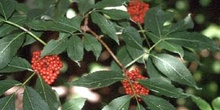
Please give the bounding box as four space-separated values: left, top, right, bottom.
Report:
81 17 125 72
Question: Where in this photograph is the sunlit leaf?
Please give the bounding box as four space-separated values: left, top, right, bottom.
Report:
62 98 86 110
84 33 102 60
91 12 119 44
139 78 187 98
67 35 84 62
72 71 124 89
0 80 21 96
0 0 15 19
78 0 94 16
0 33 25 69
94 0 129 9
151 54 199 89
0 95 15 110
0 56 32 73
35 76 60 110
141 95 175 110
191 95 212 110
212 97 220 110
23 86 50 110
41 33 68 57
102 95 132 110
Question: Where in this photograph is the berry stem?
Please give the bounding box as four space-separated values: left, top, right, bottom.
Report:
22 72 36 85
3 20 47 46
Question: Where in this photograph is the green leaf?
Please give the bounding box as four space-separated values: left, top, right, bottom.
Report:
0 15 26 38
122 26 143 50
141 95 175 110
26 16 82 33
0 0 15 19
84 33 102 60
67 36 84 62
0 33 25 69
169 14 194 33
110 46 132 71
139 78 187 98
102 95 132 110
0 56 32 73
126 46 145 63
165 32 219 51
146 58 162 78
0 95 15 110
0 80 21 96
54 0 69 17
62 98 86 110
146 30 184 58
144 7 174 37
94 0 129 9
23 31 43 46
191 95 212 110
32 0 54 9
91 12 119 44
23 86 50 110
151 54 199 89
41 33 68 57
72 71 124 89
101 9 129 20
78 0 94 16
212 97 220 110
136 103 146 110
15 2 29 14
35 76 60 110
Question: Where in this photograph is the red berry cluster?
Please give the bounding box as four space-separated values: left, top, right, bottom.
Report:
31 50 63 85
127 0 150 24
122 68 149 96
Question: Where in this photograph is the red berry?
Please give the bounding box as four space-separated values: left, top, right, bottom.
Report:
122 68 149 97
127 0 150 24
31 50 63 85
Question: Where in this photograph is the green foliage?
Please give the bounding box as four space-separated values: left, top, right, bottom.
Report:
102 95 132 110
41 33 68 57
0 0 218 109
141 95 176 110
23 86 50 110
72 71 124 89
151 54 199 89
62 98 86 110
35 76 60 110
91 11 119 44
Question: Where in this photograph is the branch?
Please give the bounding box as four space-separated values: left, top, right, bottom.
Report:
81 18 125 72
